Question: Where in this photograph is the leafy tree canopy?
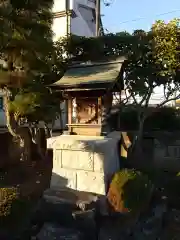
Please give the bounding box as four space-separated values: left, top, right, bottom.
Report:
0 0 66 161
56 19 180 102
55 19 180 153
0 0 65 129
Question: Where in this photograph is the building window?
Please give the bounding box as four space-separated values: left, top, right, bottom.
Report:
0 97 3 110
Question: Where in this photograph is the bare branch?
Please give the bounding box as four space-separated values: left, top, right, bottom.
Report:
157 94 180 108
139 92 150 106
131 91 138 105
113 92 120 102
121 88 134 105
124 87 129 100
145 85 154 107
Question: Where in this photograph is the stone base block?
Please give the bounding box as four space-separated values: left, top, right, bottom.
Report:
47 133 121 196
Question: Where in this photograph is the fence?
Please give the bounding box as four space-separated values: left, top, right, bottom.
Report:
121 131 180 172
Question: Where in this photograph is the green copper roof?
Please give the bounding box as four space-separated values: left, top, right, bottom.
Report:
52 57 126 89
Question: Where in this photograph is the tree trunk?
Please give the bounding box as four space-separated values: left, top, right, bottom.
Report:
31 124 47 159
3 91 18 138
135 117 145 154
59 105 63 130
128 113 145 160
3 89 32 162
18 127 32 162
44 123 52 138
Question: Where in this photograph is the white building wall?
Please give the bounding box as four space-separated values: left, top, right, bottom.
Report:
52 0 96 40
71 2 96 37
52 16 68 41
0 108 6 126
114 86 175 107
77 0 96 9
71 15 95 37
52 0 74 12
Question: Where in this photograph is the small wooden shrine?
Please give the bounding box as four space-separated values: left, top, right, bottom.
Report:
51 57 126 136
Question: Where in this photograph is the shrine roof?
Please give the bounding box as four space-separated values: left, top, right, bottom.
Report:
51 57 126 90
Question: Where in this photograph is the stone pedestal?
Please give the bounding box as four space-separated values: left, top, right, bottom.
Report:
47 134 120 196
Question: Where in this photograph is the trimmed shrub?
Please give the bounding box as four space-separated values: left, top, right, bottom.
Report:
107 169 153 213
0 187 19 217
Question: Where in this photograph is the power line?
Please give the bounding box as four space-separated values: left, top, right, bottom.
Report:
103 9 180 34
118 9 180 25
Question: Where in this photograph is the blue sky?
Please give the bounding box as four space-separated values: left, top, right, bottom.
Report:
101 0 180 33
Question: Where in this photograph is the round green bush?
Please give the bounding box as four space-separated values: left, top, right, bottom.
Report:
107 168 154 213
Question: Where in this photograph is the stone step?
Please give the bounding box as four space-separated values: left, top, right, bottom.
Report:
43 188 99 211
36 223 83 240
34 204 97 240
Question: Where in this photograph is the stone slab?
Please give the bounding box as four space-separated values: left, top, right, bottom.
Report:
47 135 104 151
51 169 77 189
37 223 81 240
77 171 105 195
53 149 62 168
93 153 104 172
47 134 121 196
62 150 94 171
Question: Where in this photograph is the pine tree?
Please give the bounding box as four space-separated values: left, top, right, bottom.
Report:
0 0 55 161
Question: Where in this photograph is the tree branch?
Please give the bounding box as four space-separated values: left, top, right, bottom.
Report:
157 94 180 108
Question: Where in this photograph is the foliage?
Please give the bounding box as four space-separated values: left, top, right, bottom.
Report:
144 107 180 131
57 20 180 152
1 17 177 130
107 169 153 213
0 187 19 217
165 173 180 198
108 106 180 131
8 84 62 124
8 92 41 118
0 0 65 161
0 0 53 67
0 0 62 125
152 19 180 77
1 2 179 159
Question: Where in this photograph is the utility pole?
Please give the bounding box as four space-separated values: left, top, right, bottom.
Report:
65 0 70 37
96 0 101 37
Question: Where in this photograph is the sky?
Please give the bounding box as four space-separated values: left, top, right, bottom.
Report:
101 0 180 34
